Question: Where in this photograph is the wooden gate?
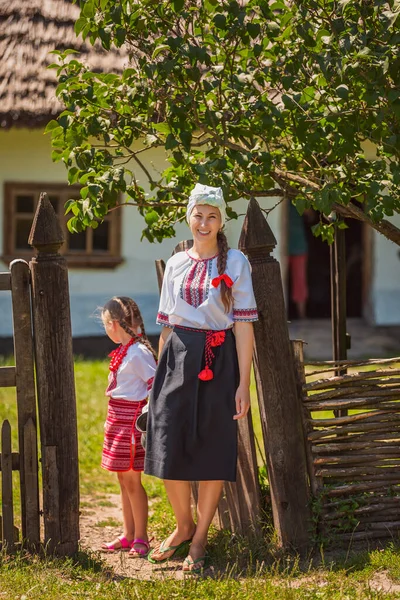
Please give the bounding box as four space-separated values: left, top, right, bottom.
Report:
0 192 80 556
0 260 40 551
293 341 400 544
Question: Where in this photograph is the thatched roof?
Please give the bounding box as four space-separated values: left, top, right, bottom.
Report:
0 0 129 128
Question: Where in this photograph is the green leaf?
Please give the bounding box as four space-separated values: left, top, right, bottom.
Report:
44 120 61 134
144 210 159 225
247 23 260 39
172 0 184 12
336 84 349 99
152 44 170 60
213 14 227 29
75 16 87 36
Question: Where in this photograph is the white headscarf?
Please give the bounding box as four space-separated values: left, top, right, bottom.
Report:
186 183 226 226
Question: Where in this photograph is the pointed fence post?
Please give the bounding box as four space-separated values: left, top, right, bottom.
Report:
239 198 311 551
28 193 80 556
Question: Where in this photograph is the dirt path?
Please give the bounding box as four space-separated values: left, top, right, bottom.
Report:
80 494 400 592
80 494 194 580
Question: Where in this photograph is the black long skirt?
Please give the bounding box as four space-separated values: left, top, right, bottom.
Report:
144 327 239 482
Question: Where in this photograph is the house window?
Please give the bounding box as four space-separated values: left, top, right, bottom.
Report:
3 183 122 268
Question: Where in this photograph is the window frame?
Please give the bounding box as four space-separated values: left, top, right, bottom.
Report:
3 182 122 268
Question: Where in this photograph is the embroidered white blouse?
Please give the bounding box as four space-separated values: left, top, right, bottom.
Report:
157 249 258 330
106 342 157 401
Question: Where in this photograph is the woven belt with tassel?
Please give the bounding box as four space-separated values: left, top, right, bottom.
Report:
173 325 228 381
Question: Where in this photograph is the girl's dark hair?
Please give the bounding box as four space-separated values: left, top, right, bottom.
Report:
102 296 157 361
216 230 233 313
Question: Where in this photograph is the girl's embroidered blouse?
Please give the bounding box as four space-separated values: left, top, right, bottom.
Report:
106 342 156 401
157 249 258 330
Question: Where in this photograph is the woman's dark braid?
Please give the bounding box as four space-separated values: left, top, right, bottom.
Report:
217 230 233 313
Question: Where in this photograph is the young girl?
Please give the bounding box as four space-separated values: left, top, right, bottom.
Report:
100 296 157 558
144 184 257 573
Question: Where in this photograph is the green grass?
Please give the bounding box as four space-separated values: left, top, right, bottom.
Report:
2 358 400 598
1 545 400 598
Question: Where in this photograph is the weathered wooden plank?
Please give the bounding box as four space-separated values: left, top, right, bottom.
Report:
308 420 400 441
30 194 79 555
305 397 400 411
23 418 40 547
1 420 14 552
10 259 38 541
0 452 19 471
306 357 400 368
0 517 19 546
291 340 322 497
0 272 11 291
0 367 16 388
240 198 311 551
314 455 400 466
304 370 400 392
223 481 242 533
335 529 399 542
312 440 400 453
323 495 400 510
233 406 262 533
304 387 400 402
316 464 400 477
154 259 166 295
324 481 400 496
312 430 400 446
326 510 400 525
310 411 399 428
41 445 60 552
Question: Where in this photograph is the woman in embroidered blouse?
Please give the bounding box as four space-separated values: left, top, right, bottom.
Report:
145 184 257 572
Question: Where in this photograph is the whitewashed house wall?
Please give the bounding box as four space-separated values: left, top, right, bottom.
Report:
0 128 282 338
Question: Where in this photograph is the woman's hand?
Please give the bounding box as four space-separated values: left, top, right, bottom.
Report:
233 384 250 420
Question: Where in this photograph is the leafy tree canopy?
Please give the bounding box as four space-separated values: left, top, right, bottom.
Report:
47 0 400 244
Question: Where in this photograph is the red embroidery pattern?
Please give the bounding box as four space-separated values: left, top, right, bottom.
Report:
106 337 137 395
156 311 171 326
233 308 258 322
180 259 213 307
147 377 154 393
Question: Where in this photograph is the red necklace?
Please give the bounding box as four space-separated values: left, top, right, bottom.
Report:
108 337 137 372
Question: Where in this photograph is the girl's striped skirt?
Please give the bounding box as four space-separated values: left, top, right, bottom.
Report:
101 397 147 472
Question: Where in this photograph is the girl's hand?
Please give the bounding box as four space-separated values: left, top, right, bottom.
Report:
233 384 250 420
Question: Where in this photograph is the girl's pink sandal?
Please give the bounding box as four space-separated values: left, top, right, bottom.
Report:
101 535 132 553
128 538 151 558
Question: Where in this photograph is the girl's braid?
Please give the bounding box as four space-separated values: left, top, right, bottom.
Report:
118 297 157 362
103 297 157 361
217 230 233 313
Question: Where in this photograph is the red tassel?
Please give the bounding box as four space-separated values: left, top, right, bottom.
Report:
210 331 226 347
198 367 214 381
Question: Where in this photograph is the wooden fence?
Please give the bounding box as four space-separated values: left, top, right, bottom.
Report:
0 193 80 555
293 341 400 543
0 261 40 552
